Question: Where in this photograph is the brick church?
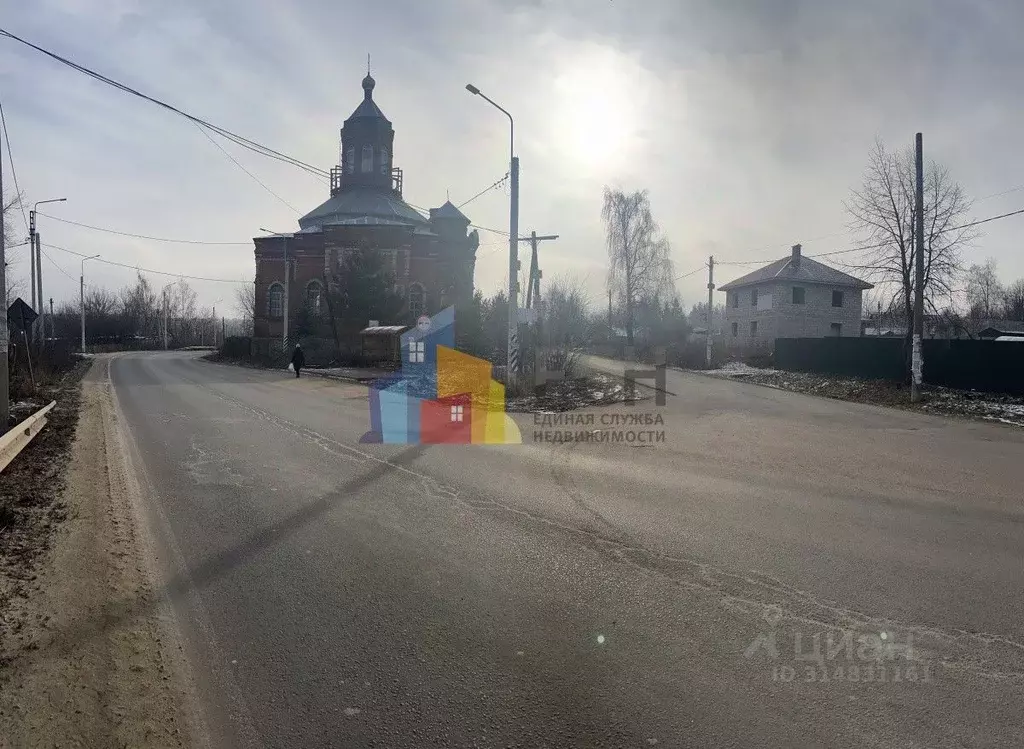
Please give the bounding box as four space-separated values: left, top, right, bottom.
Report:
252 71 479 348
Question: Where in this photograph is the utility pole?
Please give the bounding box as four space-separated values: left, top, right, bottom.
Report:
49 298 53 340
706 256 715 368
911 133 925 402
35 231 43 344
522 231 558 310
607 289 612 330
29 211 36 316
1 135 8 432
507 156 520 383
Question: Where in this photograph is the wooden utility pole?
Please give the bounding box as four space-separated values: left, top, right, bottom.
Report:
522 231 557 310
706 256 715 368
0 129 8 433
911 133 925 402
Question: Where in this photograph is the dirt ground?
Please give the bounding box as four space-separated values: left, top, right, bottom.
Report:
0 357 198 748
703 362 1024 427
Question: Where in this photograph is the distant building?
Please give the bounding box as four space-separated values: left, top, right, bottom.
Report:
252 72 479 351
719 244 873 352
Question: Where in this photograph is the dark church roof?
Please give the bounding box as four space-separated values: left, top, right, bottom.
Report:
298 188 429 232
346 74 391 123
430 200 469 222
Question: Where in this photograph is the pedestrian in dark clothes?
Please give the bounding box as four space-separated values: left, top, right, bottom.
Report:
291 343 305 378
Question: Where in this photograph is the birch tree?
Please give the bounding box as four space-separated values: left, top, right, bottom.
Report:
602 187 674 346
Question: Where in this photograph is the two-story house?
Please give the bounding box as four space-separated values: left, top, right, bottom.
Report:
719 244 873 352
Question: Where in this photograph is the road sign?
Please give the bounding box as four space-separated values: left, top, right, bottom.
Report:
7 298 37 332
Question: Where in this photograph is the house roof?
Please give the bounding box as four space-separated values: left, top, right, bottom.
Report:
430 200 469 222
718 254 873 292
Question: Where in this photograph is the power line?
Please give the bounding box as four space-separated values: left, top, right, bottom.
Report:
674 264 706 281
41 248 76 282
717 207 1024 266
43 242 243 283
0 27 328 180
0 95 29 234
37 212 252 245
193 122 300 213
457 173 508 210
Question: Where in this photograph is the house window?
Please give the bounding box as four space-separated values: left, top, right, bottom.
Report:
408 340 425 363
380 147 389 175
832 290 844 308
792 286 806 304
268 283 284 319
450 404 464 423
361 145 373 173
751 288 758 306
731 322 738 337
730 292 738 308
345 148 354 174
830 323 842 337
306 281 323 315
750 320 758 337
408 283 425 318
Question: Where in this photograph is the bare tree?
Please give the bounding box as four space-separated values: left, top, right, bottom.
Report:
965 257 1003 321
3 190 27 302
234 282 256 335
602 187 674 345
1001 279 1024 321
845 138 975 351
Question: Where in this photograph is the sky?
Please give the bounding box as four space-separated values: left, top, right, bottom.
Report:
2 0 1024 318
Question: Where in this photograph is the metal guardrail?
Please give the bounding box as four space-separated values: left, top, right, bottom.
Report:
0 401 57 473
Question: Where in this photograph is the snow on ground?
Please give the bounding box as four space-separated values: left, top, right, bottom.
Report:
697 365 1024 428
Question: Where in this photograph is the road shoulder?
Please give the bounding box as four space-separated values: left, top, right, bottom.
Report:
0 358 200 748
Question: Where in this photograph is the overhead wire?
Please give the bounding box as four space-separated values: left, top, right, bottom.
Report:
43 242 243 283
457 173 508 210
0 27 328 180
193 122 301 213
37 212 252 245
0 95 29 234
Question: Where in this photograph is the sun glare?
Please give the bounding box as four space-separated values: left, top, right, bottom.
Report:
551 47 643 172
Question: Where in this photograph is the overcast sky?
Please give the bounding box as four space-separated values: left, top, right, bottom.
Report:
2 0 1024 317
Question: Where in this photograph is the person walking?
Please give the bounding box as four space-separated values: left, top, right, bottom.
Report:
290 343 305 378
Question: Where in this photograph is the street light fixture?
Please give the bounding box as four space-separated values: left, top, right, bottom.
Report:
29 197 66 341
80 254 100 353
465 83 520 383
260 227 292 348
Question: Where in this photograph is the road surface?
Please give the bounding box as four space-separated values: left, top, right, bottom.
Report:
108 351 1024 748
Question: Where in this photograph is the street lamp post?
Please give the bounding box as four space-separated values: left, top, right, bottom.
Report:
29 197 67 344
80 254 100 353
260 228 291 349
465 83 520 385
210 298 223 348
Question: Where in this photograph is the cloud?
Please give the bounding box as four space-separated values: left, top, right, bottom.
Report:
3 0 1024 316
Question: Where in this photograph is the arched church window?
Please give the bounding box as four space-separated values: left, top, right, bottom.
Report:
306 280 323 315
361 145 373 173
268 283 284 319
408 283 425 318
380 147 389 175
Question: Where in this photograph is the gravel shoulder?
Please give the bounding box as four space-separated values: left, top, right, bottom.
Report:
0 357 200 748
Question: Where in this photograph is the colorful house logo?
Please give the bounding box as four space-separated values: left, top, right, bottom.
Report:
360 307 521 445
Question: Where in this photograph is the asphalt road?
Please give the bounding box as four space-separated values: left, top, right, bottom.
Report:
109 351 1024 748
